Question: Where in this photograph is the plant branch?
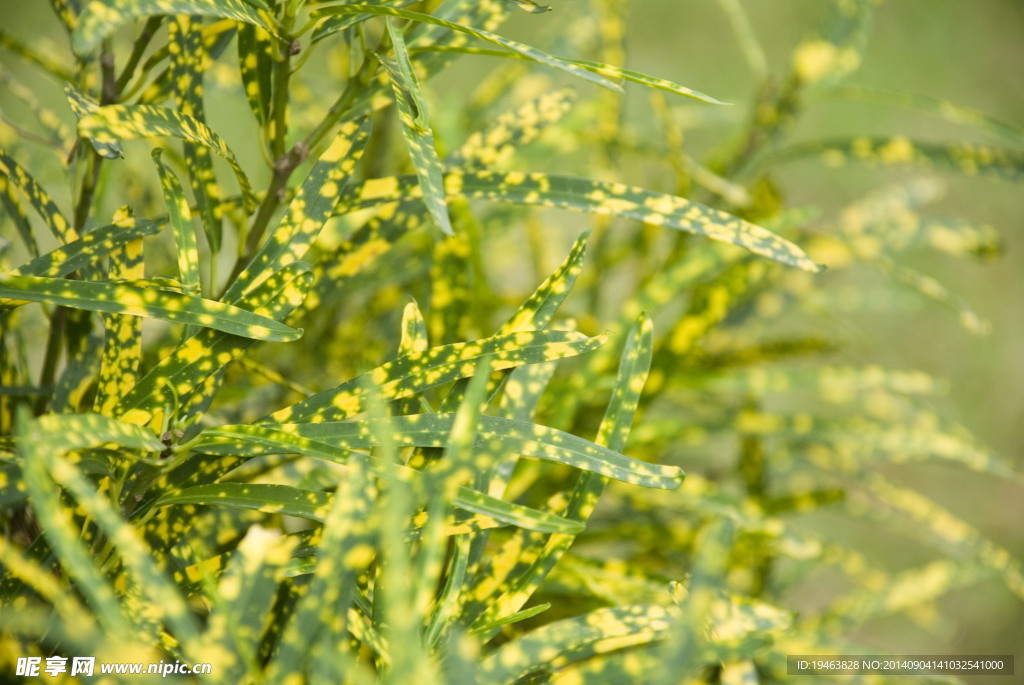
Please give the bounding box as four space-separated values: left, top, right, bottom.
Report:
114 16 163 97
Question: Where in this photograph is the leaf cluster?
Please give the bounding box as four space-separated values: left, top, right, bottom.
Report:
0 0 1021 683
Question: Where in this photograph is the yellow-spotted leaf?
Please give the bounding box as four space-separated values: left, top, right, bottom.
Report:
382 18 453 236
236 23 274 125
421 47 727 105
224 118 372 303
203 526 298 684
0 148 76 243
264 455 376 682
311 0 420 44
111 262 312 428
187 428 584 534
153 149 200 295
690 365 945 399
72 0 279 55
168 16 223 253
64 83 121 159
468 314 658 637
0 274 302 341
311 5 621 92
448 88 576 169
399 299 429 355
270 413 681 489
338 171 821 271
790 0 877 87
93 210 146 417
76 104 256 213
10 217 163 279
857 474 1024 601
155 483 334 522
264 330 606 424
479 604 677 682
0 176 37 258
775 136 1024 181
16 410 201 649
431 230 589 416
817 558 991 633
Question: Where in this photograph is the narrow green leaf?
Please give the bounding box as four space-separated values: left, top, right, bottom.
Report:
311 0 420 44
311 4 622 91
0 274 302 341
382 18 453 236
153 149 201 294
237 23 274 125
813 85 1024 149
76 104 256 212
73 0 280 55
0 72 72 149
111 262 312 427
264 329 606 424
224 118 373 303
339 171 822 271
505 0 550 14
64 82 122 159
169 15 223 253
189 426 588 534
11 217 163 279
0 147 76 242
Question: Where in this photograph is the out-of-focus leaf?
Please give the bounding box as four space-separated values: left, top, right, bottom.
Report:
447 88 576 170
774 136 1024 181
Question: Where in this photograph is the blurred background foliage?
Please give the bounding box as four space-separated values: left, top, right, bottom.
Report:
427 0 1024 660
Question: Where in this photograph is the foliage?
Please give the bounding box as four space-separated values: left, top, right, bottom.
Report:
0 0 1021 683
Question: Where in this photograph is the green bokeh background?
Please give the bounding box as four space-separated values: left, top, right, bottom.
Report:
624 0 1024 663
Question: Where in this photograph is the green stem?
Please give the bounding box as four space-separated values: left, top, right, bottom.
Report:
114 16 163 96
33 306 65 415
222 57 377 292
